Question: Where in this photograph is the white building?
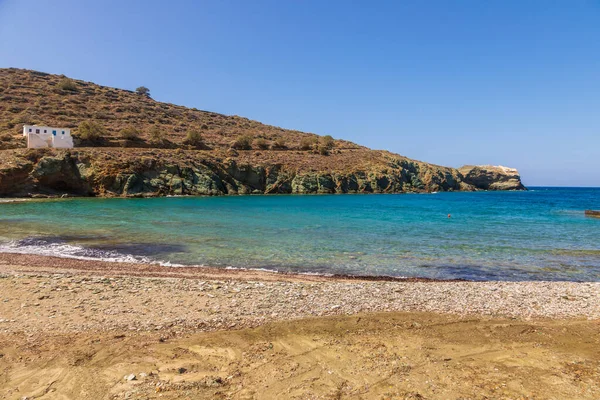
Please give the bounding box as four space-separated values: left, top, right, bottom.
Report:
23 125 74 149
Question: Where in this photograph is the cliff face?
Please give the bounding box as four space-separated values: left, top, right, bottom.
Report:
0 149 525 197
0 68 525 197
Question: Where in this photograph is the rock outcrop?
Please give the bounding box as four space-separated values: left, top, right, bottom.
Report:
458 165 526 191
0 149 525 198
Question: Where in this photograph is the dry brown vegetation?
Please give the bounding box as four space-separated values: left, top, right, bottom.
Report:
0 68 360 152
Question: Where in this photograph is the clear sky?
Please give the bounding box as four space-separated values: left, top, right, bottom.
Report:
1 1 599 186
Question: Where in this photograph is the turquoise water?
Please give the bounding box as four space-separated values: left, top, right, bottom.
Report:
0 188 599 281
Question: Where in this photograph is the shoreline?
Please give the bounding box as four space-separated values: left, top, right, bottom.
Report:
0 252 465 283
1 252 599 398
1 250 597 284
0 252 598 328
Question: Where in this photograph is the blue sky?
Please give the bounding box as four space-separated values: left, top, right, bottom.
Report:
1 0 599 186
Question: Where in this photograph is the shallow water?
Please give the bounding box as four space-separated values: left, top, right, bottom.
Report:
0 188 599 281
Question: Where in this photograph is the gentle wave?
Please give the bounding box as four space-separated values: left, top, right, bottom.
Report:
0 238 338 277
0 237 183 267
225 265 280 273
223 265 347 278
0 198 31 203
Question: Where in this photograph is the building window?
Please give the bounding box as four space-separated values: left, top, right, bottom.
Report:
36 129 40 133
52 130 57 136
44 130 47 133
29 129 32 132
62 131 65 135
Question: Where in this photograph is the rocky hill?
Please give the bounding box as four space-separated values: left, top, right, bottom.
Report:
0 68 525 197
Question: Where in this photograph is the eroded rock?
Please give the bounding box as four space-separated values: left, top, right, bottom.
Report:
458 165 525 191
0 149 526 197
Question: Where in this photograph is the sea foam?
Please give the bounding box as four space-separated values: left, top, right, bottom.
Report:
0 237 183 267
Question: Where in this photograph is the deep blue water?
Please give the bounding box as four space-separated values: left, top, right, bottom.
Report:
0 187 599 281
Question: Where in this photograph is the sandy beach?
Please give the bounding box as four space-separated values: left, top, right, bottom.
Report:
0 253 598 399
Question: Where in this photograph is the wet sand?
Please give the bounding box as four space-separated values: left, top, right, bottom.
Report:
0 253 599 399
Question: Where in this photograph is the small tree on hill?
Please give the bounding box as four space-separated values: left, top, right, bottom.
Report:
136 86 150 97
77 121 105 142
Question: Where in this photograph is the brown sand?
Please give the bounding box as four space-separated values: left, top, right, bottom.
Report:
0 253 599 399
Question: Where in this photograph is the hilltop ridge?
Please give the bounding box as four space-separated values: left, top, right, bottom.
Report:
0 68 525 197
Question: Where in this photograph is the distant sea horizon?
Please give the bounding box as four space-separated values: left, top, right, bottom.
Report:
0 187 599 282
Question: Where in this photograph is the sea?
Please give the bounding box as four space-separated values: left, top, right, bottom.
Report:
0 187 599 281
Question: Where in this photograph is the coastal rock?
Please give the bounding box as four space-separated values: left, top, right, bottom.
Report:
27 152 93 196
317 175 335 193
458 165 525 191
0 155 33 195
292 174 318 194
264 166 293 194
0 149 525 198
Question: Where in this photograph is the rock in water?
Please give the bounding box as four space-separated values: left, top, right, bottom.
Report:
458 165 526 191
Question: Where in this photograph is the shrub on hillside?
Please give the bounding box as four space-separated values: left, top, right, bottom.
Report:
77 121 105 142
254 137 269 150
321 135 335 150
231 135 253 150
184 130 203 147
271 137 287 149
318 146 330 155
317 135 335 155
57 78 77 92
120 126 141 141
149 125 165 143
300 136 318 151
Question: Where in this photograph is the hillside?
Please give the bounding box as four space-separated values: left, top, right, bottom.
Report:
0 68 524 197
0 68 358 151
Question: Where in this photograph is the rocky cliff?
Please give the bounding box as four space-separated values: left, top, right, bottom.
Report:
0 68 525 197
0 149 525 197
